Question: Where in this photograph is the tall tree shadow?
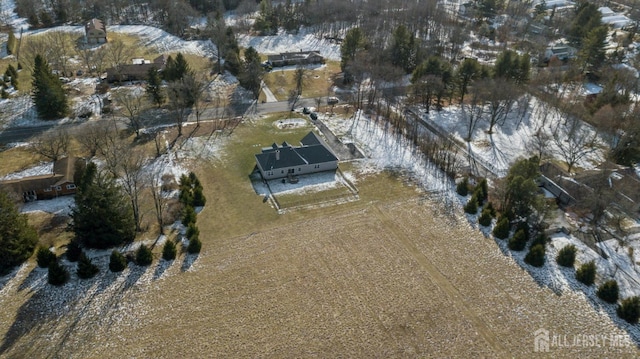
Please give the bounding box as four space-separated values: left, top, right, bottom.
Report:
181 253 199 272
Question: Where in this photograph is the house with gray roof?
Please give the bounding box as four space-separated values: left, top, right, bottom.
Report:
255 132 338 180
266 51 324 67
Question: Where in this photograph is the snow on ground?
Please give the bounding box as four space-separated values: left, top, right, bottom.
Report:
21 196 74 216
0 0 29 32
419 95 605 175
238 28 341 61
273 118 306 129
253 171 343 197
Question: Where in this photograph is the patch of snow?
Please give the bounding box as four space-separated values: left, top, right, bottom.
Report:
21 196 75 215
239 28 340 61
1 162 54 180
273 118 307 129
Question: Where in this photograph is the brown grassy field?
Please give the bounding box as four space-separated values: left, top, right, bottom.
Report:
262 61 340 101
1 117 639 357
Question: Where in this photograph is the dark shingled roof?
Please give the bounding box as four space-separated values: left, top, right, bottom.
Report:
255 132 338 171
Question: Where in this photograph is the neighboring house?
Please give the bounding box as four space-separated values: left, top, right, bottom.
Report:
599 7 633 29
0 157 83 202
85 18 107 44
266 51 324 67
255 131 338 180
105 55 167 83
544 44 576 62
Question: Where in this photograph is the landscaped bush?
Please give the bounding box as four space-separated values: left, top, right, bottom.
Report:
193 186 206 207
617 296 640 324
515 221 530 242
576 261 596 286
182 205 197 226
464 194 478 214
48 261 69 286
484 202 496 217
556 245 577 268
493 216 510 239
597 280 619 304
508 228 528 251
66 239 82 262
109 250 127 272
162 240 177 261
478 208 493 227
456 177 469 196
77 252 99 279
187 237 202 254
476 178 488 202
135 244 153 266
36 247 57 268
525 244 545 267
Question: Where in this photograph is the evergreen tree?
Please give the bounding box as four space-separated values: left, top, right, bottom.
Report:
464 194 478 214
162 240 177 261
66 239 82 262
146 67 165 107
182 205 197 226
71 162 136 249
556 245 577 267
238 47 264 99
478 208 493 227
36 247 57 268
186 223 199 240
48 261 69 286
109 250 127 272
192 186 206 207
32 54 69 120
493 216 510 239
456 177 469 196
187 236 202 254
0 191 38 275
578 26 608 72
617 296 640 324
173 53 191 80
597 280 619 304
340 27 366 72
390 25 418 73
508 228 528 251
7 30 17 55
135 244 153 266
456 58 481 102
576 261 596 286
162 56 176 81
76 252 99 279
524 244 545 267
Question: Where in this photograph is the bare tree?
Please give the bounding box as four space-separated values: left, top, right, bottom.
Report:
483 79 520 134
105 39 137 79
183 71 214 127
552 118 599 173
462 84 484 142
47 31 76 76
112 87 148 137
167 79 193 137
148 163 169 234
118 146 147 232
31 128 70 162
73 120 113 158
77 45 108 76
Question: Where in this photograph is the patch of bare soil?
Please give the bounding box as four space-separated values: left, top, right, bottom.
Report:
1 197 638 357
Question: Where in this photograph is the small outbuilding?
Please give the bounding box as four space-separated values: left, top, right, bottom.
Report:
255 132 338 180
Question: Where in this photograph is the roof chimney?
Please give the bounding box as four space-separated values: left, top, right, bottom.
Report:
275 150 280 161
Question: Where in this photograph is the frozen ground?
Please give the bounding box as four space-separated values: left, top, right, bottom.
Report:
238 28 341 61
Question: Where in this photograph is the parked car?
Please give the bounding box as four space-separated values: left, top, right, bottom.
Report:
327 96 339 105
310 112 318 121
303 107 311 114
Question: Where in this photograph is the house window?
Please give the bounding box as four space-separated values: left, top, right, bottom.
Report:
281 170 284 174
66 184 76 190
43 187 52 192
55 186 62 191
298 168 301 172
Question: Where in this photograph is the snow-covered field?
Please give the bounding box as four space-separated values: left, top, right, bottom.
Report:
239 28 341 61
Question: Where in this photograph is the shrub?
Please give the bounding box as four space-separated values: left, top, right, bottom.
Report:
76 253 99 279
464 194 478 214
186 223 200 240
478 208 493 227
48 261 68 286
524 244 545 267
515 221 530 242
473 183 486 206
493 216 510 239
508 229 528 251
456 177 469 196
36 247 57 268
597 280 619 304
109 250 127 272
162 240 177 261
136 244 153 266
477 178 488 202
576 261 596 286
182 205 197 226
617 296 640 324
556 245 577 267
66 239 82 262
187 236 202 254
